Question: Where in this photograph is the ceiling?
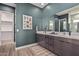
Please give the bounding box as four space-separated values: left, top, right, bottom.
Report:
2 3 48 8
2 3 16 7
31 3 48 8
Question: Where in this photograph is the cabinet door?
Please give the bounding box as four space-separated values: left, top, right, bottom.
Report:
36 34 42 42
41 35 46 47
45 35 49 44
61 42 72 56
43 35 49 49
36 34 40 42
48 36 54 52
72 44 79 56
53 37 63 55
36 34 45 46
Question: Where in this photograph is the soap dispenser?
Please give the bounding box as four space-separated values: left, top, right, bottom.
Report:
69 31 71 36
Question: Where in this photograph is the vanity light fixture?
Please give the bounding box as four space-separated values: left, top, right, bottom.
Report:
73 20 79 22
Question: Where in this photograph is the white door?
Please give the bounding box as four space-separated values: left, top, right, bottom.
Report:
0 10 14 44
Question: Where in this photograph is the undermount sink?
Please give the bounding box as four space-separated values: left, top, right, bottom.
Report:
50 32 70 36
50 32 58 35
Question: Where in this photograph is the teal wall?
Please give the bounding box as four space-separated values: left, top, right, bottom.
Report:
0 3 79 47
15 3 79 47
42 3 79 31
15 3 43 47
0 3 15 13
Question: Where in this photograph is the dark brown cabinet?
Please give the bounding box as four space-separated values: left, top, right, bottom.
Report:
44 35 49 49
61 42 72 56
53 36 63 55
53 37 72 56
48 36 54 52
36 33 79 56
71 43 79 56
36 34 50 49
36 34 46 47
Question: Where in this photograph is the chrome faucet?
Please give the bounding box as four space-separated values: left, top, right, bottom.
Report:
63 32 66 35
69 31 71 36
44 27 47 33
44 26 48 34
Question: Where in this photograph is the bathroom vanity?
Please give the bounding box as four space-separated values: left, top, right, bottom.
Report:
36 31 79 56
35 4 79 56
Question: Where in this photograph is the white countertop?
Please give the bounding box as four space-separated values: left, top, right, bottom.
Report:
36 31 79 40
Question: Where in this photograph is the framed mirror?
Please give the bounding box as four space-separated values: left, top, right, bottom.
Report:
59 18 67 32
69 13 79 32
69 8 79 32
54 14 68 32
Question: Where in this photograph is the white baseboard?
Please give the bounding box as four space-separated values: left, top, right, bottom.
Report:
16 43 38 50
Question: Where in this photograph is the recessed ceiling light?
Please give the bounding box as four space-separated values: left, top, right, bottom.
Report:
41 3 44 5
31 3 48 8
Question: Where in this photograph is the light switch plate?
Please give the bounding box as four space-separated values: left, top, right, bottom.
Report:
17 29 19 32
